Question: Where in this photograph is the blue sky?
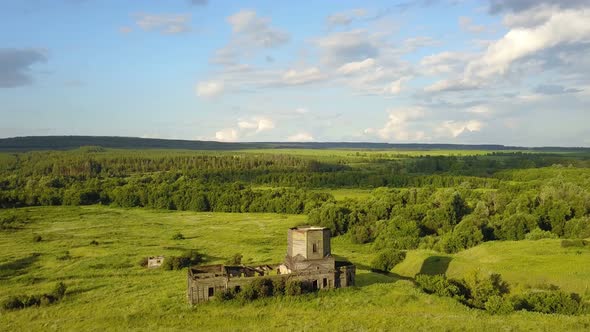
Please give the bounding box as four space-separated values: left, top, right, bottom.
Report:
1 0 589 146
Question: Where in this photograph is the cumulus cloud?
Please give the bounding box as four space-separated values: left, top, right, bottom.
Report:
135 13 191 34
215 128 238 142
326 9 367 26
316 30 378 64
196 80 224 97
237 117 275 132
426 5 590 93
282 67 323 85
0 48 47 88
436 120 483 137
287 132 314 142
211 10 289 65
366 107 426 141
336 58 375 75
227 10 289 48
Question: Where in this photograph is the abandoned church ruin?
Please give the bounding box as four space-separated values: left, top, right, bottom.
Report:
187 226 356 304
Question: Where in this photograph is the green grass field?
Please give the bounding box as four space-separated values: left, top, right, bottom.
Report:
1 206 590 331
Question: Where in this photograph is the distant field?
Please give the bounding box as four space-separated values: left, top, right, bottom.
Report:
1 206 590 331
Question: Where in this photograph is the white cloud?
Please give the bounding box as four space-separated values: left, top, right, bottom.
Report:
282 67 323 85
384 77 409 95
295 107 309 115
196 81 224 97
227 10 289 48
215 128 238 142
336 58 375 75
436 120 484 137
135 13 191 34
467 105 492 114
429 7 590 92
367 107 426 141
287 132 314 142
316 30 378 64
326 9 367 26
237 117 275 132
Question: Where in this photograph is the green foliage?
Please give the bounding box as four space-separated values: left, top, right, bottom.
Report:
161 250 203 270
285 279 303 296
463 271 510 309
138 257 149 267
373 217 420 250
89 240 99 245
272 278 286 296
226 253 243 265
525 228 558 240
171 233 184 240
0 212 29 231
485 295 514 315
564 217 590 239
493 213 538 240
512 291 586 315
1 282 66 311
371 250 407 272
33 235 42 242
414 274 465 299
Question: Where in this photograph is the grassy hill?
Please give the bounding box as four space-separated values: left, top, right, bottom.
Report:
1 206 589 330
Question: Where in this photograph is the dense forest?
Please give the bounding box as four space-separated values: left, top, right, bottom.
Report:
2 142 590 254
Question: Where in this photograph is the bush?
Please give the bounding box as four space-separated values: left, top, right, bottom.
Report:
373 217 420 250
217 289 236 302
512 291 585 315
272 278 286 296
162 250 203 270
237 284 257 302
525 228 558 240
89 240 99 246
52 282 67 299
285 279 303 296
250 278 274 298
463 271 510 309
415 274 465 299
2 282 67 311
371 250 406 272
226 253 243 265
172 233 185 240
138 257 149 267
2 296 25 310
349 224 373 244
33 235 42 242
485 295 514 315
561 239 589 248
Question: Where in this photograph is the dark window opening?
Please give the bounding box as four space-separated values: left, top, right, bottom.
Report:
323 278 328 288
234 285 241 293
312 280 318 291
208 287 214 297
312 243 318 253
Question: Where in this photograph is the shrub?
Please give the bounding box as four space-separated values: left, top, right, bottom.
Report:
33 235 42 242
415 274 465 299
172 233 185 240
371 250 406 272
250 278 274 298
236 284 257 302
525 228 558 240
373 217 420 250
226 253 243 265
52 282 67 299
485 295 514 315
349 224 373 244
138 257 149 267
463 271 510 309
564 217 590 239
162 250 203 270
561 239 589 248
512 291 585 315
217 289 236 302
89 240 99 246
285 279 303 296
2 296 25 310
272 278 286 296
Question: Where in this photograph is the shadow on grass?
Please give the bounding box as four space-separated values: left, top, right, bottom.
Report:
67 284 107 296
0 253 41 279
419 256 452 275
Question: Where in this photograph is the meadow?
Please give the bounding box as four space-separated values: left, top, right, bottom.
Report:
1 206 590 331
